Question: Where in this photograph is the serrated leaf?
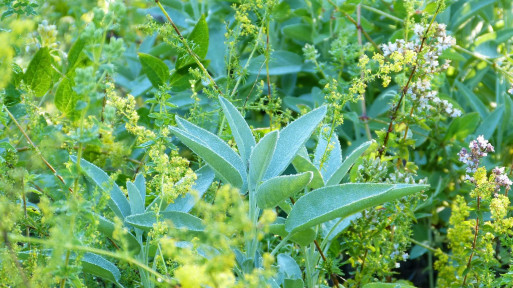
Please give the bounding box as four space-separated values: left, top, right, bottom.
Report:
291 154 324 189
171 116 247 190
218 96 256 165
175 15 209 69
264 106 327 180
96 214 141 253
256 172 313 209
269 218 316 246
24 47 53 97
125 211 204 232
285 183 429 232
55 76 80 115
313 126 342 181
166 165 215 212
81 253 123 286
127 182 144 215
249 131 278 190
68 37 86 70
138 52 169 88
326 141 372 186
71 156 131 219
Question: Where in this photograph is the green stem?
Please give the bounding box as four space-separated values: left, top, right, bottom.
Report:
8 234 175 285
361 4 404 23
155 1 223 96
270 233 292 256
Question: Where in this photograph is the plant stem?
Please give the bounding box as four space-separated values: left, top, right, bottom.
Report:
154 0 223 96
361 4 404 23
377 4 441 158
357 4 372 141
5 108 73 194
462 196 480 286
270 233 292 256
8 233 175 285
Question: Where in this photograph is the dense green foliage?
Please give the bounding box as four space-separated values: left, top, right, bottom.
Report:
1 0 513 287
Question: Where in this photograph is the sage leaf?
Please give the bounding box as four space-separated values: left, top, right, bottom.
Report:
125 211 204 232
127 182 144 215
249 130 278 190
326 141 372 186
71 156 131 219
285 183 429 233
256 172 313 209
264 106 327 180
292 154 324 189
166 165 215 212
219 96 256 165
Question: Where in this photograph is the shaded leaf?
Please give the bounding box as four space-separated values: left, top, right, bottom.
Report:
138 52 169 88
24 47 53 97
175 15 209 69
125 211 204 232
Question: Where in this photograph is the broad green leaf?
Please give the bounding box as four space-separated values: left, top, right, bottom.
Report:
24 47 53 97
363 283 416 288
127 182 144 215
96 214 141 253
264 106 327 180
248 51 303 75
285 183 429 232
81 253 122 286
170 117 246 190
326 141 372 186
125 211 204 232
55 76 80 115
455 81 488 118
175 117 246 184
219 96 256 165
444 112 480 142
68 37 86 70
256 172 313 209
475 106 504 139
270 218 316 246
282 23 312 42
175 15 209 69
138 52 169 88
71 156 131 219
313 126 342 181
451 0 497 31
284 279 304 288
249 130 278 190
277 253 302 279
166 165 215 212
292 154 324 189
134 173 146 203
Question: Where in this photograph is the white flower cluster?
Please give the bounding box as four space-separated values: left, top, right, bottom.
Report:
508 85 513 95
458 135 495 182
382 23 459 118
492 167 513 193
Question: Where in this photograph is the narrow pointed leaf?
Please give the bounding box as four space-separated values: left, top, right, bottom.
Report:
292 154 324 189
134 173 146 202
138 52 169 88
175 15 209 69
249 130 278 190
264 106 327 180
326 141 372 186
127 182 144 215
71 156 130 219
313 126 342 181
166 165 215 212
285 183 429 232
172 116 246 189
125 211 204 232
256 172 313 209
219 96 256 165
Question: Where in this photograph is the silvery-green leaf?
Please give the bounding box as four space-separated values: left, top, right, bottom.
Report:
256 172 313 209
166 165 215 212
249 131 279 190
313 125 342 181
326 141 372 186
125 211 204 232
292 154 324 189
127 182 144 215
264 106 327 180
285 183 429 233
